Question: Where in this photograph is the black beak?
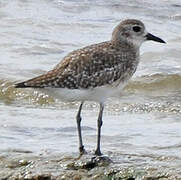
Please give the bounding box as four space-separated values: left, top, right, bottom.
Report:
146 33 166 43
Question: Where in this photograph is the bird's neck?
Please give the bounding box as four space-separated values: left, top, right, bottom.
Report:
111 38 140 53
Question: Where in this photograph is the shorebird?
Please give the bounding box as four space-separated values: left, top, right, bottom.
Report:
15 19 165 156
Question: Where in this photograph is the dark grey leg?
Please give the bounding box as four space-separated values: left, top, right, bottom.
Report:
95 103 104 156
76 102 85 154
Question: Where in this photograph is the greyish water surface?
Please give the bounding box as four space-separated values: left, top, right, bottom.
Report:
0 0 181 179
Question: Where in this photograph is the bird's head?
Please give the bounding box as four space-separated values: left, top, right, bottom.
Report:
112 19 166 48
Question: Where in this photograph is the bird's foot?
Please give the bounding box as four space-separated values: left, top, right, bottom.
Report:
94 148 102 156
79 146 87 156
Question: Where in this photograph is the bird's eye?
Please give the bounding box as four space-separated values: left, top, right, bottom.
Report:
132 26 141 32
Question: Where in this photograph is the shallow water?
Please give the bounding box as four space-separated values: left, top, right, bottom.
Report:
0 0 181 179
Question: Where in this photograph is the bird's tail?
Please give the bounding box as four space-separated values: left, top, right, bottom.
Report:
14 70 57 88
15 81 29 88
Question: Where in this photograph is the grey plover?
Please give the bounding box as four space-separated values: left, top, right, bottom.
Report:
15 19 165 156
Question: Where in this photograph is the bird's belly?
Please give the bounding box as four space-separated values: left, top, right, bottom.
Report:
39 81 127 103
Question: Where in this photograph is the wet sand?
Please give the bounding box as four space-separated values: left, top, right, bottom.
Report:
1 150 181 180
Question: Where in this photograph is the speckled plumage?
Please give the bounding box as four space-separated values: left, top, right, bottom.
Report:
18 41 138 90
15 19 165 155
15 19 143 92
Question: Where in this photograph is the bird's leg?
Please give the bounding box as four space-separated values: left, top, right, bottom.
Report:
95 103 104 156
76 102 86 155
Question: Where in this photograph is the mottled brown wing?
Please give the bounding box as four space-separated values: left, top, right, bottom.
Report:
55 51 126 89
15 42 134 89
